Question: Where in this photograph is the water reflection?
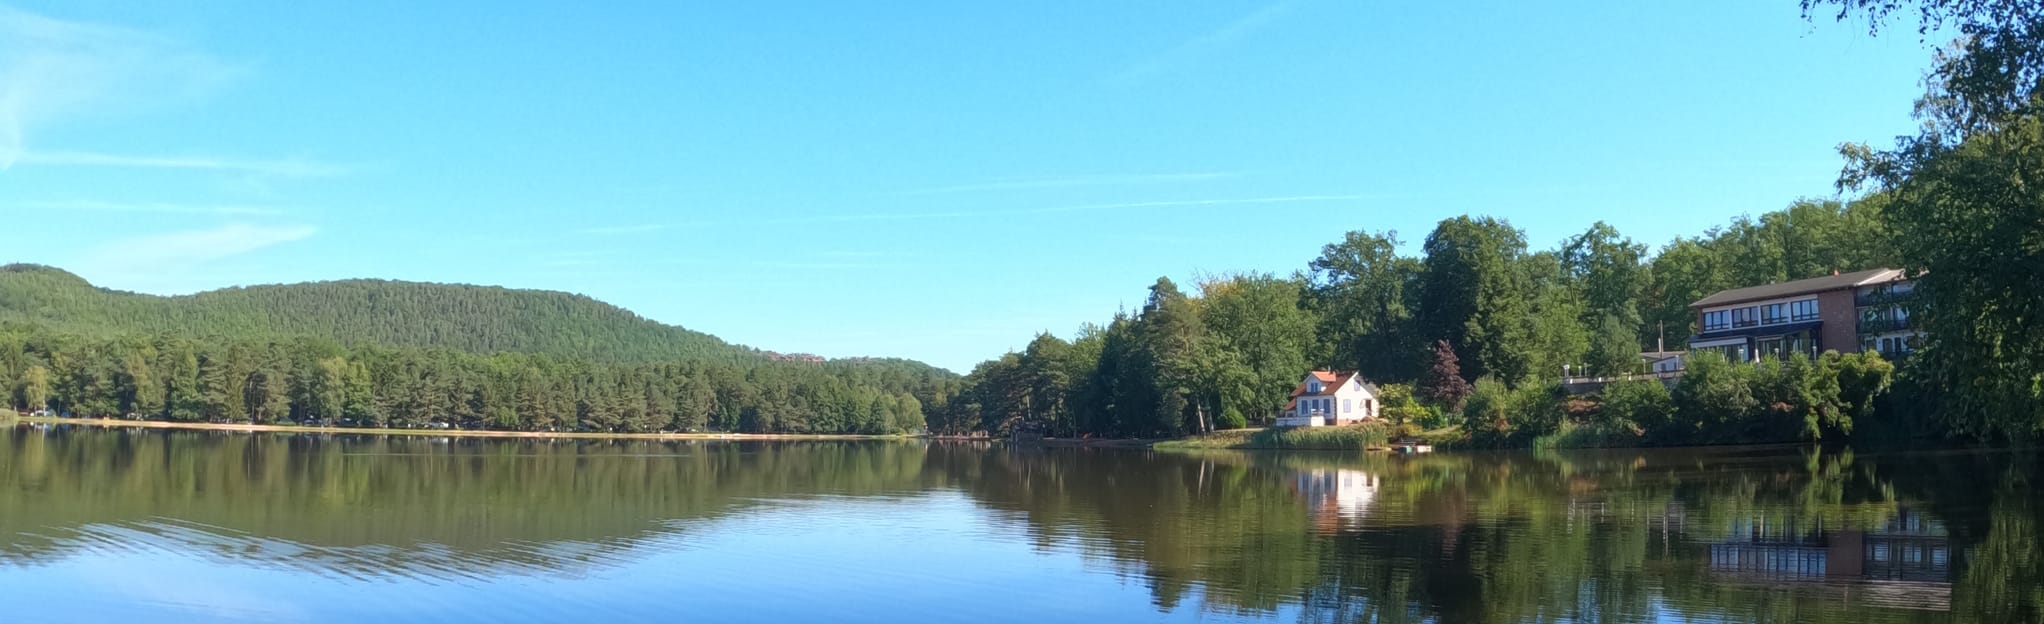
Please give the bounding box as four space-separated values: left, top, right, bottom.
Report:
0 425 2031 622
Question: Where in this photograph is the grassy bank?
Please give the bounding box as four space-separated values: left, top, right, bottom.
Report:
1153 422 1396 451
15 416 916 442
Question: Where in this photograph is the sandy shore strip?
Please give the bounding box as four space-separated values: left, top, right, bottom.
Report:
16 416 917 441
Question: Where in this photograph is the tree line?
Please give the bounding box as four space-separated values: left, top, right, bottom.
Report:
945 1 2044 444
0 325 951 434
938 200 1901 441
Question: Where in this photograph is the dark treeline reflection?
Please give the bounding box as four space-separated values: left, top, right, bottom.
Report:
4 426 2040 622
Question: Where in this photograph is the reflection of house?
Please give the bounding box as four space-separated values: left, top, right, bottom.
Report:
1687 269 1922 362
1292 469 1377 532
1707 509 1950 611
1278 371 1380 427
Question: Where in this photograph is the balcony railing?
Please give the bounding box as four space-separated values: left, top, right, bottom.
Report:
1859 317 1913 334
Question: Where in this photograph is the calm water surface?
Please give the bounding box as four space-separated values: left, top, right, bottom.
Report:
0 425 2033 623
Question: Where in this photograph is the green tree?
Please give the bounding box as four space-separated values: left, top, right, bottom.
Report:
1560 221 1647 328
1307 230 1422 380
307 357 349 422
1522 252 1591 383
1587 315 1641 377
1199 274 1317 424
1143 277 1205 436
162 345 203 422
1419 216 1534 383
1810 1 2044 437
20 364 50 412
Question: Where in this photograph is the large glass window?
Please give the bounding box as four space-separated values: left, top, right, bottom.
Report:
1761 303 1788 324
1790 299 1819 321
1702 310 1731 331
1732 306 1758 328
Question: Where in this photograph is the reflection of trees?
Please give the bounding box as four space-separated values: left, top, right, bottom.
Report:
0 428 936 576
3 428 2036 623
939 446 2001 623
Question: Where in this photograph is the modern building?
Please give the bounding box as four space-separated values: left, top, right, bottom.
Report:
1687 268 1921 362
1278 370 1380 427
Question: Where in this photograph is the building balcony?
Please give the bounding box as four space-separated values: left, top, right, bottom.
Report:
1859 317 1913 334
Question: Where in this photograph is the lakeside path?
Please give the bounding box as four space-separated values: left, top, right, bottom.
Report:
16 416 917 442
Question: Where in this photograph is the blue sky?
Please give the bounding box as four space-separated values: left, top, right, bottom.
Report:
0 1 1938 371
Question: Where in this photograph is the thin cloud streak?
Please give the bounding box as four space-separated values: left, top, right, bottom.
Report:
25 199 287 216
14 150 346 177
895 171 1242 196
577 223 670 235
1109 1 1297 85
582 194 1379 234
79 223 316 279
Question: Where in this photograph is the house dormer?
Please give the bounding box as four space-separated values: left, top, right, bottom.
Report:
1307 379 1322 393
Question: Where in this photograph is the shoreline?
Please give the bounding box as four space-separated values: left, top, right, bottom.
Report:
15 416 917 442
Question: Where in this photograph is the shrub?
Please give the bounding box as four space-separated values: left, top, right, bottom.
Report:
1217 406 1248 430
1459 378 1565 447
1670 352 1758 443
1597 378 1670 435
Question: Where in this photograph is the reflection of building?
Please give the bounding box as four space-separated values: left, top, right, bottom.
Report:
1292 469 1377 532
1707 509 1951 611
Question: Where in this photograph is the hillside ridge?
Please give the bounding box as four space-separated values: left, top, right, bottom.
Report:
0 264 890 368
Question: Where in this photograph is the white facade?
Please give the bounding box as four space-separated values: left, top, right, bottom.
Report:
1276 372 1380 427
1295 469 1378 528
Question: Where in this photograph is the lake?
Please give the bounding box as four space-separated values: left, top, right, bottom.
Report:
0 425 2029 623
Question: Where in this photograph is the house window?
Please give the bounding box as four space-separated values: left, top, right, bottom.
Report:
1732 306 1759 328
1702 310 1731 331
1365 399 1373 416
1343 399 1351 413
1761 303 1788 325
1791 299 1819 321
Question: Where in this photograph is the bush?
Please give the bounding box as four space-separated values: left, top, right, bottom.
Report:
1379 383 1434 429
1655 351 1893 446
1216 406 1248 430
1460 377 1566 448
1669 352 1759 443
1597 378 1670 436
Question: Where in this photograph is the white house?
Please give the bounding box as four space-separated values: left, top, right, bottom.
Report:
1277 370 1381 427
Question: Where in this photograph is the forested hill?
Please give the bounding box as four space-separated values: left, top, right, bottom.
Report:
2 264 758 365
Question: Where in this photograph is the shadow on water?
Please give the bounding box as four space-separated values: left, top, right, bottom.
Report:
2 425 2038 622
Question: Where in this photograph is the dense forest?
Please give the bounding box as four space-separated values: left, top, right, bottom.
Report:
943 0 2044 444
0 268 958 434
0 265 755 363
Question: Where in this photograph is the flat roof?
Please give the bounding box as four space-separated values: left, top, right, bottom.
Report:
1690 268 1906 308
